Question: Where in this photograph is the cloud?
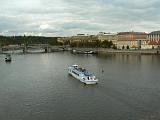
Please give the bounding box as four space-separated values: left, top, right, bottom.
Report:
0 0 160 36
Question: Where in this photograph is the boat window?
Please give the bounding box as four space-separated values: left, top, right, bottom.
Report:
72 71 79 76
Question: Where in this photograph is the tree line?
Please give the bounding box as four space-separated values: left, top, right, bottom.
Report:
0 36 59 46
61 40 115 48
0 35 116 49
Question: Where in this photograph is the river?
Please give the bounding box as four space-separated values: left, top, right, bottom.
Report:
0 52 160 120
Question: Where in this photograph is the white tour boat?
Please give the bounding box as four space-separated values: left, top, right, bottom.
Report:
68 65 98 84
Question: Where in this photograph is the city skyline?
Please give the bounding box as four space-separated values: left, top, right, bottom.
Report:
0 0 160 37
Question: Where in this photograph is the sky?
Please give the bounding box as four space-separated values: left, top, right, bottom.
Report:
0 0 160 37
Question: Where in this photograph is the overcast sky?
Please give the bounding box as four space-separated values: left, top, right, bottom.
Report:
0 0 160 36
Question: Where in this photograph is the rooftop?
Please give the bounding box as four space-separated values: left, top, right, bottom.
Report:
117 32 147 35
149 31 160 35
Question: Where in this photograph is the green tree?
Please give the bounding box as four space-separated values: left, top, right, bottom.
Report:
126 45 130 49
101 40 113 48
112 44 117 49
122 45 125 49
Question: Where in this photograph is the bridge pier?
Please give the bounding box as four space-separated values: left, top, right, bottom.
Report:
44 47 51 53
23 45 27 54
0 47 2 54
1 44 52 54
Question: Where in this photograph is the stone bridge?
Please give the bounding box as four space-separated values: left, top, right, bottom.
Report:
1 44 71 53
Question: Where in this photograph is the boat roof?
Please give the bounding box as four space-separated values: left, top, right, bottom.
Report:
72 64 78 67
84 71 93 76
71 65 94 76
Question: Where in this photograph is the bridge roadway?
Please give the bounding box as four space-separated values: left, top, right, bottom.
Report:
1 44 70 53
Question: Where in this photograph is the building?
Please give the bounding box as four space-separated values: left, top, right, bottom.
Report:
117 32 147 49
97 32 118 45
70 34 98 43
57 37 71 45
57 34 99 46
147 31 160 49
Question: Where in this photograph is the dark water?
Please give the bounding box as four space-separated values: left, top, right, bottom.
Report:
0 52 160 120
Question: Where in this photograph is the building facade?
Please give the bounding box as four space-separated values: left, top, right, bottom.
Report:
57 34 99 46
58 31 160 49
147 31 160 49
117 32 147 49
97 32 118 45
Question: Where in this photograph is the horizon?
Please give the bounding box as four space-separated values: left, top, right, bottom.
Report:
1 0 160 37
1 30 159 37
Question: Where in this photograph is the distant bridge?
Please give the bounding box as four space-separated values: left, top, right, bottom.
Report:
1 44 71 54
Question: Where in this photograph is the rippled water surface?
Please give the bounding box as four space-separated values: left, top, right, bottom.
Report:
0 52 160 120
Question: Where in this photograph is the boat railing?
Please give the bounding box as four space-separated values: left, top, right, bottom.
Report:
72 65 78 68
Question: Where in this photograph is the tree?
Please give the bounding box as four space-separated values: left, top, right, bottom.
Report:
0 35 59 46
126 45 130 49
122 45 125 49
101 40 113 48
112 44 117 49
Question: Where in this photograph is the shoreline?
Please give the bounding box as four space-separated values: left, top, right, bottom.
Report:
1 47 160 55
71 48 160 55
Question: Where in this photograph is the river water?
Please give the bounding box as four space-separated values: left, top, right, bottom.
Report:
0 52 160 120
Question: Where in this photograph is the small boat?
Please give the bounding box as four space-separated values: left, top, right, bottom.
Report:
68 65 98 84
84 50 98 54
5 54 12 62
71 50 98 54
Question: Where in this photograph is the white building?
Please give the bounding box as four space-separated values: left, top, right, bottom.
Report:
97 32 118 45
147 31 160 49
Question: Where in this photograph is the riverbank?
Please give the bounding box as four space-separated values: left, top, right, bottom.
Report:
1 46 160 55
72 48 160 55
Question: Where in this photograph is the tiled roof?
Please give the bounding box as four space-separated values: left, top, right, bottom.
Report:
117 32 147 35
149 31 160 35
148 41 160 45
157 40 160 45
